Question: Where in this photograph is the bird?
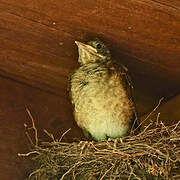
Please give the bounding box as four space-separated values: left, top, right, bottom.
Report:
68 38 139 141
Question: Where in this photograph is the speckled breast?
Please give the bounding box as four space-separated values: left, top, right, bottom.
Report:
70 62 135 140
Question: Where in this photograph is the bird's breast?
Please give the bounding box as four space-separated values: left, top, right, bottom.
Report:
70 63 134 140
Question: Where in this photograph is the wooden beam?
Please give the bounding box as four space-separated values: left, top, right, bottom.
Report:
0 0 180 97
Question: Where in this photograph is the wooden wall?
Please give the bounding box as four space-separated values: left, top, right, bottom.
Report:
0 0 180 179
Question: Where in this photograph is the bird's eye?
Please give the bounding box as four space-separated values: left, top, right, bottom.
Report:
96 43 102 49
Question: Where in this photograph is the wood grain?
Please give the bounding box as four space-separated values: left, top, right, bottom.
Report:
0 1 180 178
0 0 180 98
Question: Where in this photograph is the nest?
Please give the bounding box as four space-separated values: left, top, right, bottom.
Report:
18 108 180 180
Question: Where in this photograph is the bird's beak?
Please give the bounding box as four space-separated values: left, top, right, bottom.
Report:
75 41 97 54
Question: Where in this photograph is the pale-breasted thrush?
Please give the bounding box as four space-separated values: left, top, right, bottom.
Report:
69 39 138 141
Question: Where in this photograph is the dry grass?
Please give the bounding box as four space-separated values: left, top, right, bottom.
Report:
18 108 180 180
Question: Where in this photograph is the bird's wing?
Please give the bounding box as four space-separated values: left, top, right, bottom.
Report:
67 70 76 106
112 62 134 100
113 62 140 131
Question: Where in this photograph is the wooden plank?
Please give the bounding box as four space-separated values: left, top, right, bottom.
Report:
0 11 76 96
0 0 180 97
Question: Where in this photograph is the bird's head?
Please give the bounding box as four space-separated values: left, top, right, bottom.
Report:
75 38 111 65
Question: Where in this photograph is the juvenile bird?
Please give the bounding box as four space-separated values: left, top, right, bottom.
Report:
69 39 138 141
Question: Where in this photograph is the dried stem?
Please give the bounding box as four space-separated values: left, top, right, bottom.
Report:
26 108 38 146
